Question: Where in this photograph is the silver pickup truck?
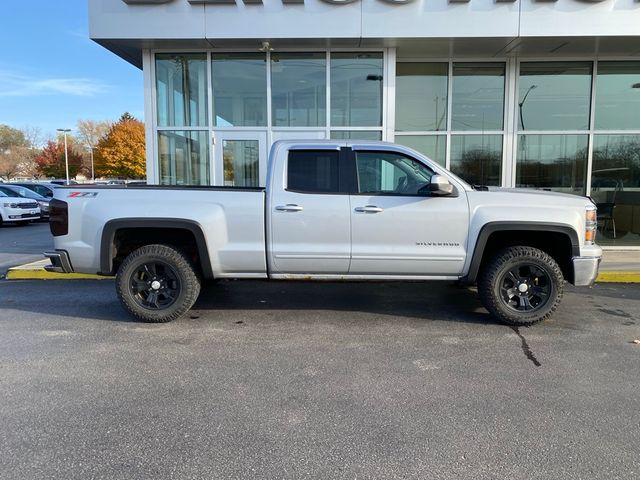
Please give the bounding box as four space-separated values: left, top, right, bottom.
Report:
46 140 601 326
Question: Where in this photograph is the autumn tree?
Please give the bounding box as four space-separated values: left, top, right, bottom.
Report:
0 124 40 180
94 113 146 179
34 140 84 179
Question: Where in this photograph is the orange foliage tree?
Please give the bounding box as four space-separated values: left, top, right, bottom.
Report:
94 113 146 179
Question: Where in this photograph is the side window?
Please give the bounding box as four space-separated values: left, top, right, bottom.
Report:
287 150 340 193
355 151 434 195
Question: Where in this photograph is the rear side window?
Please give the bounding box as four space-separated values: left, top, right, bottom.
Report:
287 150 340 193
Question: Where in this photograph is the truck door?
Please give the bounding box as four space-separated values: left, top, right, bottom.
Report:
268 148 352 274
349 149 469 276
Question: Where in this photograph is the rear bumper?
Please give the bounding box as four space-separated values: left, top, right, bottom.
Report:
572 256 601 286
44 250 73 274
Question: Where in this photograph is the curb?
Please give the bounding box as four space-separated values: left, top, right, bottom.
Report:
4 259 639 283
595 272 640 283
5 260 113 281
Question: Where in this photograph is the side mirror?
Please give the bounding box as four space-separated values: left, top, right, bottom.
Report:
428 174 454 196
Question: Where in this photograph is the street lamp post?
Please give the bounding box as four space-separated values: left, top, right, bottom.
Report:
86 145 95 182
56 128 72 184
518 84 537 131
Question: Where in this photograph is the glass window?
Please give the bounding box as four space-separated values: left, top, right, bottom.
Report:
271 53 326 127
213 53 267 127
223 140 259 187
518 62 592 131
287 150 340 193
595 62 640 131
452 63 505 131
591 135 640 245
158 131 209 186
355 151 434 195
450 135 502 186
396 63 448 132
394 135 446 166
331 53 383 127
156 54 208 127
330 131 382 141
516 135 587 195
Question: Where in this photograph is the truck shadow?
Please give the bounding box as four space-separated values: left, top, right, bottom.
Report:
2 279 496 325
192 279 497 325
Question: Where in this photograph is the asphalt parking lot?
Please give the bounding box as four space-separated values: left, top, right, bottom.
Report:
1 276 639 479
0 222 52 275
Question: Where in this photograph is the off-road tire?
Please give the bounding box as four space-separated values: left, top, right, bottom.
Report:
478 246 564 326
116 244 201 323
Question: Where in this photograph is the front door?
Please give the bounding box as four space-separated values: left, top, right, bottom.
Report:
349 149 469 276
213 131 268 187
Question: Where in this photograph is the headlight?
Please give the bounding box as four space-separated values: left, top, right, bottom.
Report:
585 205 597 245
3 203 18 208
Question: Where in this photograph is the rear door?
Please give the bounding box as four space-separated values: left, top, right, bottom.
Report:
268 147 352 274
349 149 469 276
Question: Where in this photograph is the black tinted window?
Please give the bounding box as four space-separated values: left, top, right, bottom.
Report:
287 150 340 193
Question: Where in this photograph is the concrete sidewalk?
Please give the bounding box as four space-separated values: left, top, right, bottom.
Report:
597 250 640 282
5 250 640 282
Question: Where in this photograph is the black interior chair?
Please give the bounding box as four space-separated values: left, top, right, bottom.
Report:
596 182 619 239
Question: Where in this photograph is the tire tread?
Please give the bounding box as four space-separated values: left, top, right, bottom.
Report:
478 246 564 326
116 244 201 323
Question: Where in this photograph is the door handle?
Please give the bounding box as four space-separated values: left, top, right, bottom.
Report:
354 205 384 213
275 204 304 212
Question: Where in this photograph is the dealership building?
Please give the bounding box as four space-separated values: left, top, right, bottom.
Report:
89 0 640 246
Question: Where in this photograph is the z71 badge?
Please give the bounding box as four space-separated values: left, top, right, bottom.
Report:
67 192 99 198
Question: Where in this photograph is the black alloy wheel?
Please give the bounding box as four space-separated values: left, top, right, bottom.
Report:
499 264 552 313
129 261 181 310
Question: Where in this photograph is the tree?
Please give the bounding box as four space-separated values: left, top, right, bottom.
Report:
77 119 111 149
0 125 40 180
0 149 23 180
94 114 146 178
77 119 112 179
34 140 83 179
0 125 28 152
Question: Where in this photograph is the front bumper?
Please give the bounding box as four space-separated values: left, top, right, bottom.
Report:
573 256 601 286
44 250 73 273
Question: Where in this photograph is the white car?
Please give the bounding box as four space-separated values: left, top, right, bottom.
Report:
0 190 41 226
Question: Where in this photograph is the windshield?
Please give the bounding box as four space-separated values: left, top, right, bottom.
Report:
4 186 44 200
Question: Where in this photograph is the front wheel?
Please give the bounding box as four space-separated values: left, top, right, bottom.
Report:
478 246 564 326
116 244 201 323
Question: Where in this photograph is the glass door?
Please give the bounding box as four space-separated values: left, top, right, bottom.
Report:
213 131 268 187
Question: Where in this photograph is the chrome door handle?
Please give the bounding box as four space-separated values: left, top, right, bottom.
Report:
275 204 304 212
354 205 384 213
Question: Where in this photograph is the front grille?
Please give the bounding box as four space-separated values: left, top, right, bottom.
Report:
21 213 40 218
17 202 38 209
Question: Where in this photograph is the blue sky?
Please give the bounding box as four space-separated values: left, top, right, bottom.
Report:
0 0 143 142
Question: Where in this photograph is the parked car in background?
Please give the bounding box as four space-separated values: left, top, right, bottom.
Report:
0 190 40 226
11 182 60 199
50 179 78 186
0 185 50 219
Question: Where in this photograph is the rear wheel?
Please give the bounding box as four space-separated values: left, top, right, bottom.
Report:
116 244 201 323
478 246 563 326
